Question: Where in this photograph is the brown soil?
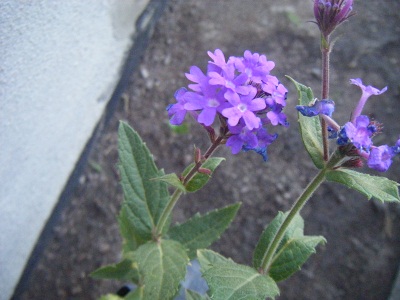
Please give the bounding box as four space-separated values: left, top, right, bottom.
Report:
17 1 400 299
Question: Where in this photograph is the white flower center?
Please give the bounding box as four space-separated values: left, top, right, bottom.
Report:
238 103 247 112
208 98 219 108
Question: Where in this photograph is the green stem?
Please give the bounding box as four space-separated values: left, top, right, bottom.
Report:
260 150 343 272
154 135 224 238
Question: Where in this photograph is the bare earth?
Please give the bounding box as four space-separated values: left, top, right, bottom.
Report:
19 1 400 299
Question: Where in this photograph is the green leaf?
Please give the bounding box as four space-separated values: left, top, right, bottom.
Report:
134 239 189 300
185 289 211 300
253 212 325 282
253 212 286 269
125 286 144 300
326 168 400 203
169 122 190 134
168 203 241 258
286 76 324 169
117 121 170 243
269 236 326 282
99 294 124 300
197 249 231 273
118 205 148 253
152 173 187 192
182 157 225 192
90 254 139 283
198 250 279 300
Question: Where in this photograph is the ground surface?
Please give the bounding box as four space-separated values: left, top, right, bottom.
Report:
18 1 400 299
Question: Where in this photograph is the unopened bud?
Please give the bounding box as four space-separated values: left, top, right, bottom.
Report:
198 168 212 175
313 0 355 39
340 158 363 169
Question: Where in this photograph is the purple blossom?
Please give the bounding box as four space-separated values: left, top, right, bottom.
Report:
296 99 335 117
222 89 266 130
233 50 275 84
167 49 288 161
167 88 189 125
226 122 258 154
208 63 250 95
367 145 394 172
340 115 373 151
313 0 355 38
207 49 229 72
262 81 288 107
350 78 388 123
183 84 226 126
266 107 288 127
185 66 209 92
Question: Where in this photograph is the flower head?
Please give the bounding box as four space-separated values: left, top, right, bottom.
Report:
167 49 288 161
313 0 355 38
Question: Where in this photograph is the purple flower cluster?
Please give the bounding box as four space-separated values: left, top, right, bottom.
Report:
313 0 355 38
297 78 399 172
167 49 288 161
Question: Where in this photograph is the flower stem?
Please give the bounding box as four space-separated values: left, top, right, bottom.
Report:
321 34 331 161
260 150 343 273
260 168 326 272
154 135 224 238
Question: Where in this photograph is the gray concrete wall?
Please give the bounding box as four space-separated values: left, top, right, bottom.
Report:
0 1 150 298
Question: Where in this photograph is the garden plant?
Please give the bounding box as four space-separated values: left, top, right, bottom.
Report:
91 1 400 299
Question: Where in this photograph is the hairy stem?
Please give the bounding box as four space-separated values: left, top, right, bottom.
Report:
321 35 331 161
154 135 224 238
260 149 343 272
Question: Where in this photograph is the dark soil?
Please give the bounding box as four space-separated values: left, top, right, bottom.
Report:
18 1 400 299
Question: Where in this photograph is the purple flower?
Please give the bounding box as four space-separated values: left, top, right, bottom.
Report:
183 84 226 126
367 145 394 172
262 81 288 107
314 0 355 38
167 88 189 125
350 78 388 123
233 50 275 84
167 49 288 161
185 66 209 92
340 115 373 151
296 99 335 117
208 64 250 95
222 88 266 130
266 107 288 127
392 137 400 154
226 122 258 154
207 49 229 72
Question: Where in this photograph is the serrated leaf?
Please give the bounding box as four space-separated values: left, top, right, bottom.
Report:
182 157 225 192
90 254 139 283
168 203 241 258
198 250 279 300
253 212 303 269
152 173 187 192
286 76 324 169
197 249 231 274
117 121 170 243
185 289 210 300
326 168 400 203
269 236 326 282
253 212 325 282
134 239 189 300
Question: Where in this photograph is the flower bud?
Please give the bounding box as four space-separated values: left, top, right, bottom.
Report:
314 0 355 39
